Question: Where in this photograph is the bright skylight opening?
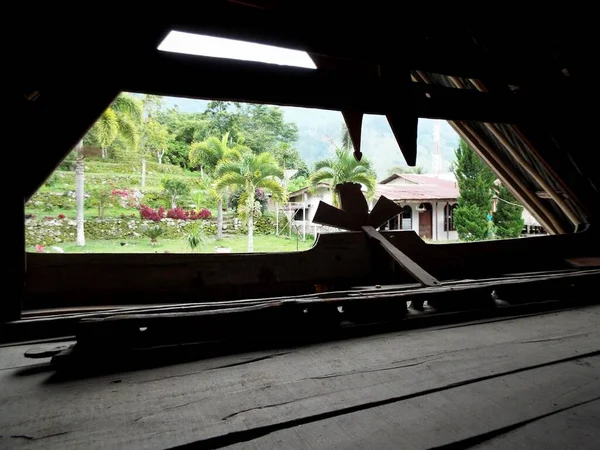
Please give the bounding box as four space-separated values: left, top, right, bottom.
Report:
158 31 317 69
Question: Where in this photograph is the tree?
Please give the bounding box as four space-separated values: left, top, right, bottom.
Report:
161 177 190 209
88 94 143 159
189 133 247 239
309 146 377 206
75 94 142 246
452 139 496 241
214 152 285 252
158 108 208 168
494 183 524 238
140 118 169 187
387 166 425 176
88 186 114 219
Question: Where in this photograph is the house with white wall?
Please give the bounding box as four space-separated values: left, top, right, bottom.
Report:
286 182 333 237
375 173 459 241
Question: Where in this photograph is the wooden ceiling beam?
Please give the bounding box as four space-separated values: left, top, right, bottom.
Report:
123 53 525 123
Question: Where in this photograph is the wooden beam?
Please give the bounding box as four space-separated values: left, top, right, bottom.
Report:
341 111 364 161
123 53 525 123
387 113 418 166
312 201 364 231
367 196 404 229
362 226 440 287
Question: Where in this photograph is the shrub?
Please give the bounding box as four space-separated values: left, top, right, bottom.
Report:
161 177 190 208
143 224 165 243
166 207 212 220
139 204 165 222
167 207 188 220
193 208 212 220
58 213 66 219
88 187 115 219
111 188 142 208
186 223 206 251
140 190 165 208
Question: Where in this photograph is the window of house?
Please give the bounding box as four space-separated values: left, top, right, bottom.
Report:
444 203 457 231
400 206 412 230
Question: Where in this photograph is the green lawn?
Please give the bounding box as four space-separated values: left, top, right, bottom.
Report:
28 234 315 254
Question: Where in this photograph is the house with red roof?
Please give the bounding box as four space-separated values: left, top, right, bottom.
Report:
375 173 459 241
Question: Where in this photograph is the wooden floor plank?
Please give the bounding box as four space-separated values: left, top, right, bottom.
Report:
0 305 598 449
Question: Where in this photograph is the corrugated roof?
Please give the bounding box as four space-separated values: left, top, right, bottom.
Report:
376 174 458 201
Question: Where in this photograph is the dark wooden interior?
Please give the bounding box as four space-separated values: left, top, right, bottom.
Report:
6 4 599 448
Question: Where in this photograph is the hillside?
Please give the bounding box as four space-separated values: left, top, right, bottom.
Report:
159 96 460 179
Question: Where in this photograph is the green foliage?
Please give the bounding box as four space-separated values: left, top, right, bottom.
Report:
88 187 115 219
287 175 309 193
140 190 166 208
215 152 285 204
185 222 206 251
494 184 524 238
161 177 190 208
215 151 284 250
454 205 491 242
309 131 377 205
144 223 165 242
203 102 299 156
254 213 277 235
188 133 247 173
87 93 143 151
142 118 169 156
452 139 496 241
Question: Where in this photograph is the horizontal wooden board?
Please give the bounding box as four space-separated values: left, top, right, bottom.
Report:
1 305 599 448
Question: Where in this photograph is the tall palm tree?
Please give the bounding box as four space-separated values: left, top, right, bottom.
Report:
214 152 285 252
189 133 247 239
75 94 142 246
309 146 377 207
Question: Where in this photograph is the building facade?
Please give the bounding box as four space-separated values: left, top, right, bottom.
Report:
375 173 459 241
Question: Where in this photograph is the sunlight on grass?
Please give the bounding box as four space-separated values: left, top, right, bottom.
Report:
28 235 315 254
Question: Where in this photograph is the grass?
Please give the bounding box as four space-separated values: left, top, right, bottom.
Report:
28 234 315 254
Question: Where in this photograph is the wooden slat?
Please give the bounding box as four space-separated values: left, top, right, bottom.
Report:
312 201 364 231
2 305 599 448
362 226 440 286
366 196 404 229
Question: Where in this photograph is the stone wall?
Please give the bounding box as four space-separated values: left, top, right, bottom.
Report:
26 214 281 246
25 218 221 246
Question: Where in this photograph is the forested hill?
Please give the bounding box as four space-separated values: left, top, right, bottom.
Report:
160 96 460 179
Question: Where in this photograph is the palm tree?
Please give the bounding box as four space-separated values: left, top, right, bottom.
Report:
309 146 377 207
75 94 142 246
214 152 285 252
189 133 247 239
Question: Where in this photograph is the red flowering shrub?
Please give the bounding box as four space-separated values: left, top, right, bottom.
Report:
35 245 45 253
166 207 188 220
189 208 211 220
58 213 66 219
44 216 54 220
139 204 165 222
140 205 212 221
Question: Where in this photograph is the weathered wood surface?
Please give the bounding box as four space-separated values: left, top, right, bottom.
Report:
24 229 598 309
362 226 440 286
1 305 599 449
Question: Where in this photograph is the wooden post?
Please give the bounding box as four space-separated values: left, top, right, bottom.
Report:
302 193 307 241
446 201 450 240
